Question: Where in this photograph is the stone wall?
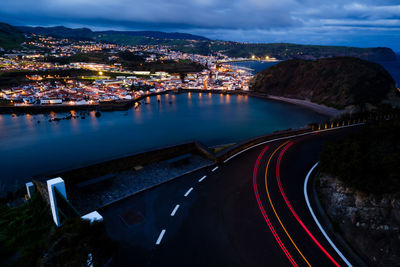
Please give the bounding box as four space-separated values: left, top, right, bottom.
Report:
318 174 400 266
36 141 216 187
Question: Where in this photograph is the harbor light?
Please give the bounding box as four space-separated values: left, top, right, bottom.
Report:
98 71 103 76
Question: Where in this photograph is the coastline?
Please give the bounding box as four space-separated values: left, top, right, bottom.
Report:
264 95 345 117
0 89 247 114
1 89 343 117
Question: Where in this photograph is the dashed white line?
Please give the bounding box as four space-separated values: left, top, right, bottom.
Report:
170 204 180 216
211 166 219 172
184 187 193 197
198 175 207 182
304 162 353 267
156 229 166 245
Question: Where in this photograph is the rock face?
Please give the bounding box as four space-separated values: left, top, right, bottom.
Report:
318 174 400 266
250 57 397 109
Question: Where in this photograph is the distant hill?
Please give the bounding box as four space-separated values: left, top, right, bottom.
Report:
97 30 209 41
250 57 397 109
8 23 398 62
17 25 209 41
216 42 397 62
0 23 25 50
17 26 93 39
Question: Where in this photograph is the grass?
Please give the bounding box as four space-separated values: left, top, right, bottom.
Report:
0 194 54 266
0 194 116 266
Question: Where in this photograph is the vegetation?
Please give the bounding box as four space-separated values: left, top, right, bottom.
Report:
320 118 400 195
0 194 115 266
0 69 104 88
0 23 25 50
15 24 397 61
250 57 397 109
42 51 204 73
208 42 397 61
17 25 208 41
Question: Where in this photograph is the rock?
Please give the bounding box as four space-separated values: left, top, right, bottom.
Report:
317 173 400 266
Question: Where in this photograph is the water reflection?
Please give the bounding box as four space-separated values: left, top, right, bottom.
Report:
0 93 327 193
226 94 230 104
89 111 99 131
25 114 36 134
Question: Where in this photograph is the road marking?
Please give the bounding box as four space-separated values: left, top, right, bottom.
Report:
184 187 193 197
304 162 353 267
223 123 365 163
198 175 207 182
211 166 219 172
264 141 312 267
276 144 340 267
156 229 166 245
253 146 298 267
170 204 180 216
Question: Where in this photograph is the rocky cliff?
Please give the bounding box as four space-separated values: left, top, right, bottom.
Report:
250 57 397 109
318 174 400 266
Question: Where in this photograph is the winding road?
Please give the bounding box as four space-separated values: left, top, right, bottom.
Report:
100 125 362 266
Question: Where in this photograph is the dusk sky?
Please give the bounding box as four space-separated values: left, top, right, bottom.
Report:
1 0 400 51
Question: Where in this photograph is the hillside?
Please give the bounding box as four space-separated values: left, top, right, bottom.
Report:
0 23 25 50
250 57 397 109
17 25 208 41
14 24 397 62
213 42 397 62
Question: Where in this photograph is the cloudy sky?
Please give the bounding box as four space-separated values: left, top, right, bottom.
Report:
1 0 400 51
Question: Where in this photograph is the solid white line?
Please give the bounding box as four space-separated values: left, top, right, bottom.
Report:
304 162 353 267
170 204 180 216
223 123 364 163
211 166 219 172
156 229 166 245
184 187 193 197
198 175 207 182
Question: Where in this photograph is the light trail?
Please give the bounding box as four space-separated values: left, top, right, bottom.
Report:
252 146 298 267
264 141 312 267
276 142 340 267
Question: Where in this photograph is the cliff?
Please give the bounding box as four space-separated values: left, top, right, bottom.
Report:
318 175 400 266
318 119 400 265
250 57 397 109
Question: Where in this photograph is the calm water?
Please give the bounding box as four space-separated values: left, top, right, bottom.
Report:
0 93 326 194
228 61 278 74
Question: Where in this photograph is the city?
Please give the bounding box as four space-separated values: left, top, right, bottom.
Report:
1 36 254 108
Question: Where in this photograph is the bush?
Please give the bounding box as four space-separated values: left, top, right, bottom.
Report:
0 195 116 267
320 119 400 195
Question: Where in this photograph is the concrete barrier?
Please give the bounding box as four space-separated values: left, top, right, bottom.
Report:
47 177 67 227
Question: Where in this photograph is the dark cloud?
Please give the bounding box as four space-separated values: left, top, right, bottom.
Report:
1 0 399 50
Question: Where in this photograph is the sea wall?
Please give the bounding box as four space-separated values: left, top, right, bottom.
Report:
34 141 216 187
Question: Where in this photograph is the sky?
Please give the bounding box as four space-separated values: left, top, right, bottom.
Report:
1 0 400 51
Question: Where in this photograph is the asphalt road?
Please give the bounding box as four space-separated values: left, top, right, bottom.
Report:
100 125 362 267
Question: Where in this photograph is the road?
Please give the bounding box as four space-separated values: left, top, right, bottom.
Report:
100 125 362 266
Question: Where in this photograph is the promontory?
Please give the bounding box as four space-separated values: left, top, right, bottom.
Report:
250 57 398 110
